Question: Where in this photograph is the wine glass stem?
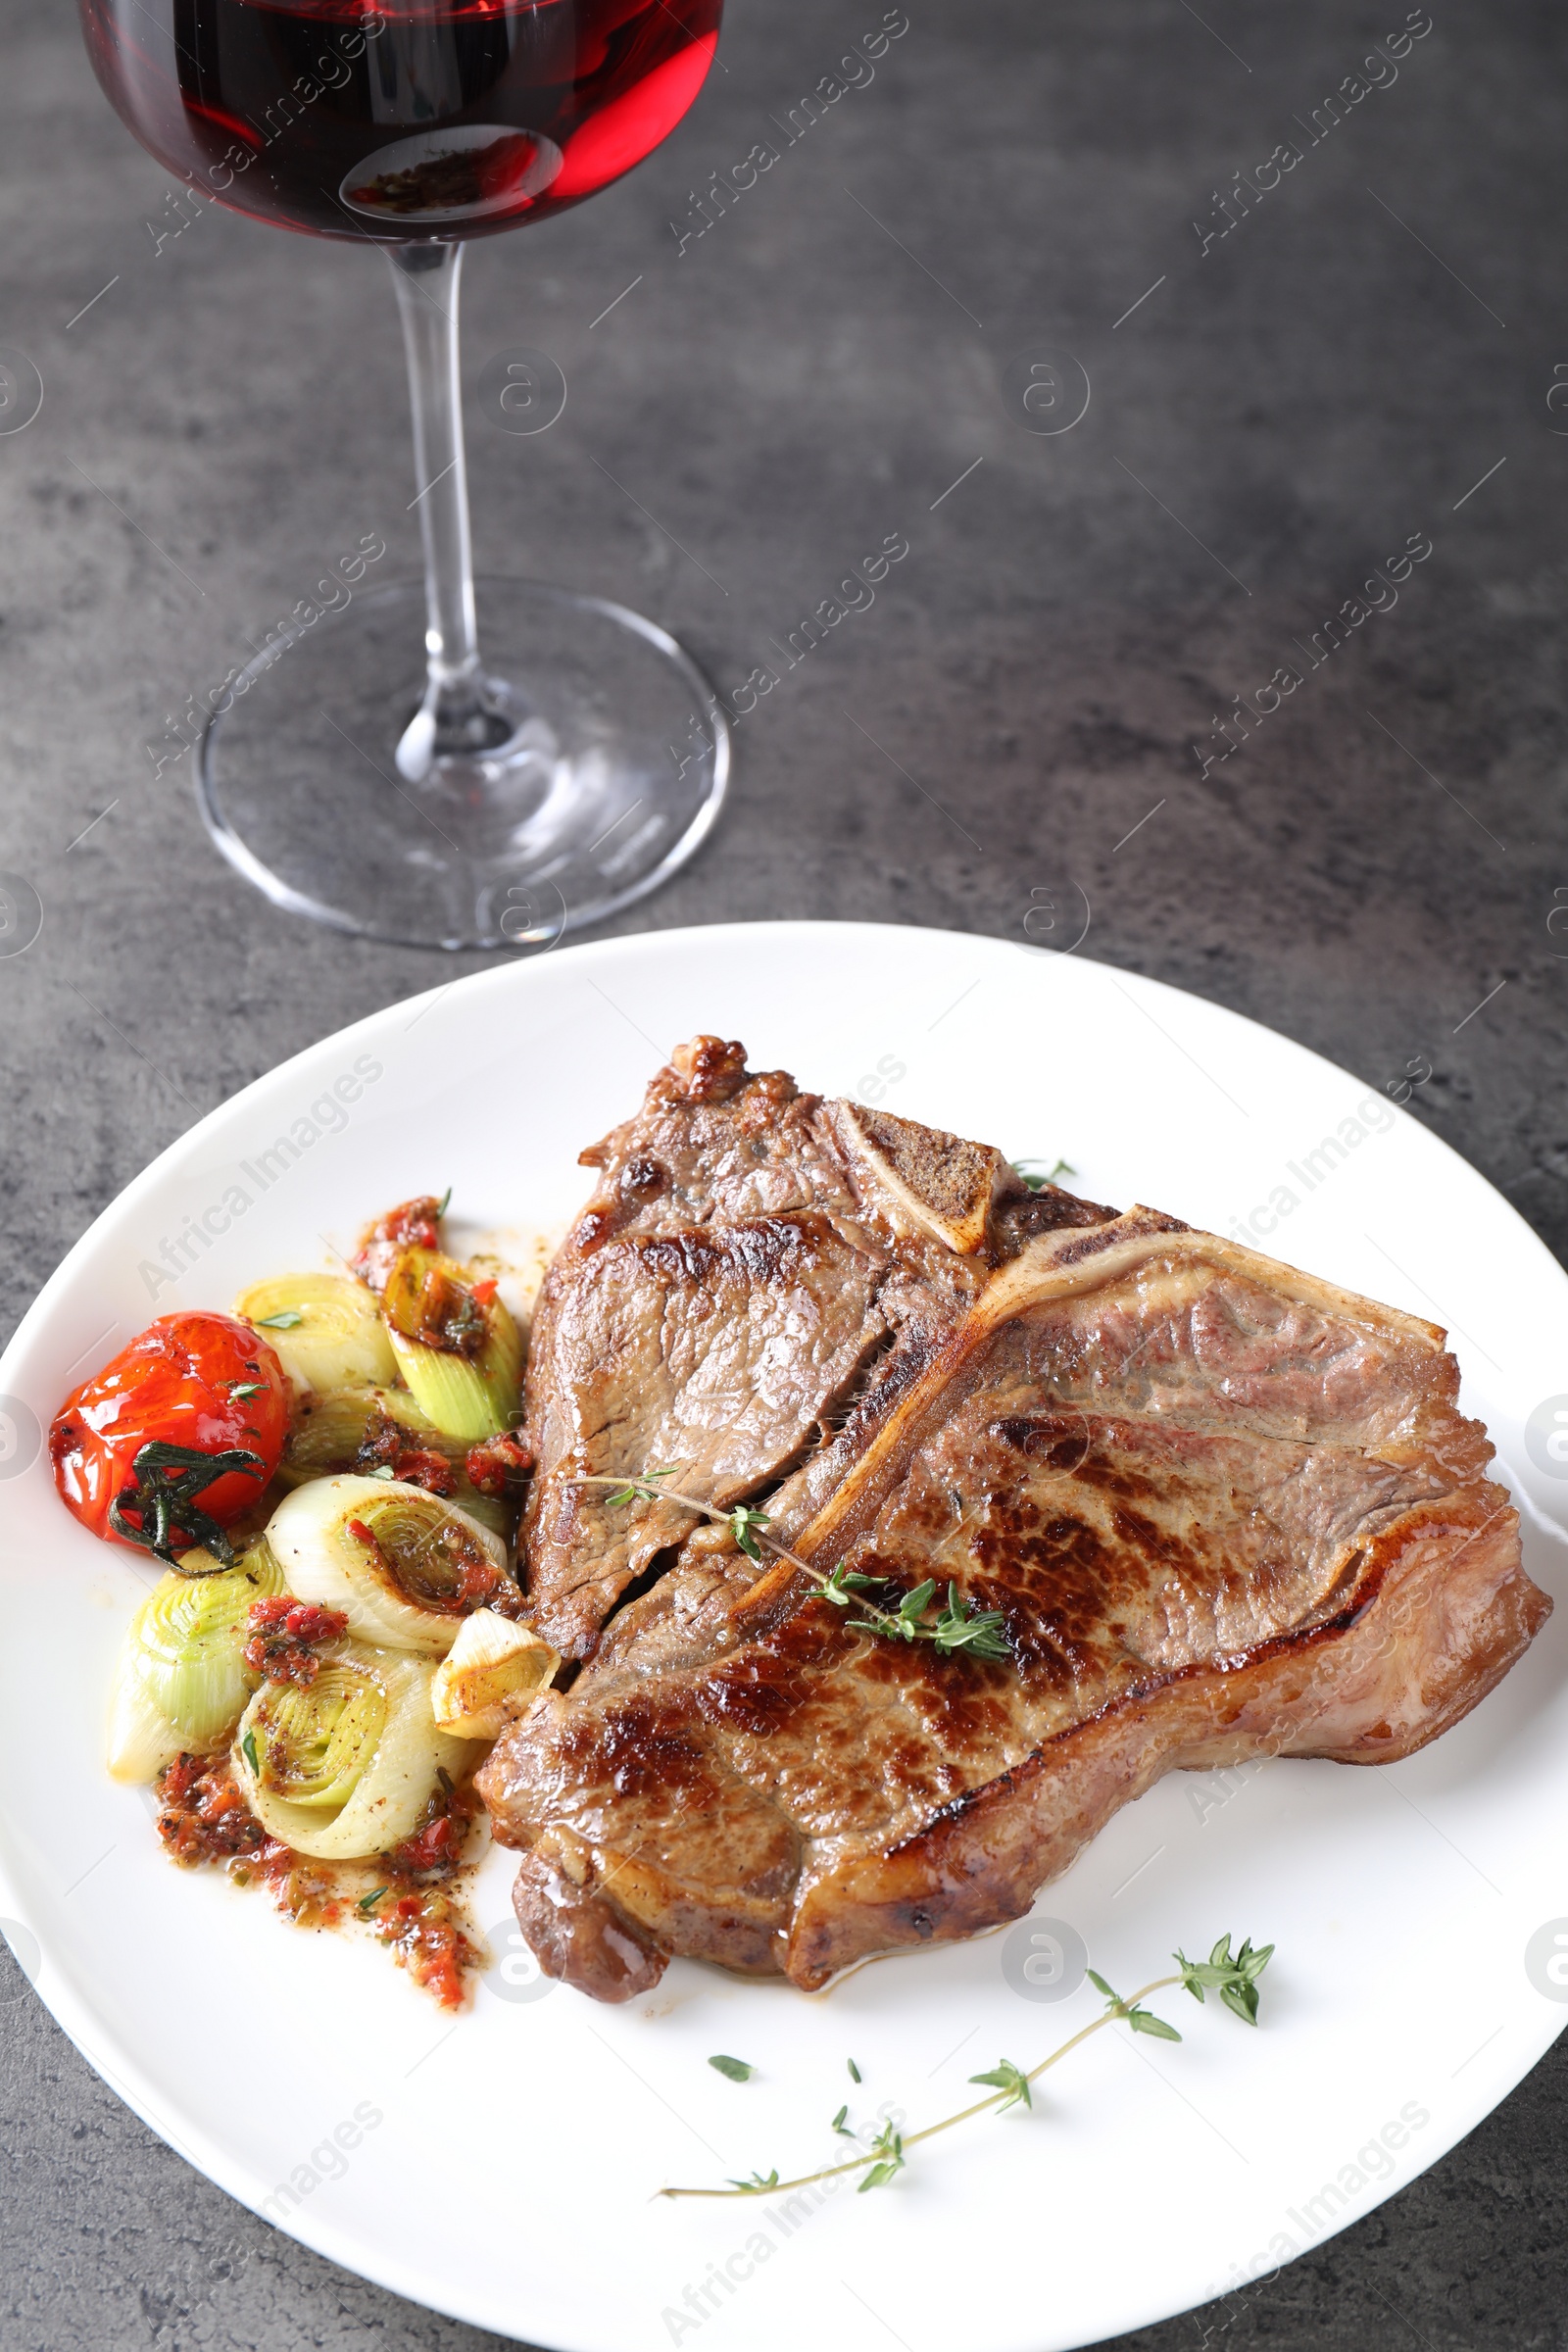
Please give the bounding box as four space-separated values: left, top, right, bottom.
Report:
388 241 506 775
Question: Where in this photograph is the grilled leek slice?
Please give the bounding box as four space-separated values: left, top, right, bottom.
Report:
430 1609 559 1740
379 1249 522 1442
106 1540 285 1783
278 1384 512 1538
233 1273 398 1394
231 1642 471 1858
267 1474 510 1653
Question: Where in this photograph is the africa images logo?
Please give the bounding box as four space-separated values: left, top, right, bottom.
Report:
1524 1398 1568 1481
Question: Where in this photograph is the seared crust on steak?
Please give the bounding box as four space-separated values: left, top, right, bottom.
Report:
481 1046 1548 2000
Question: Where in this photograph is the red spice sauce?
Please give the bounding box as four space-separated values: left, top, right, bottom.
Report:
154 1753 486 2008
354 1406 460 1497
352 1195 445 1293
242 1596 350 1687
466 1429 534 1498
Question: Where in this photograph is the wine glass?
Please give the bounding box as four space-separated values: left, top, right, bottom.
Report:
79 0 729 949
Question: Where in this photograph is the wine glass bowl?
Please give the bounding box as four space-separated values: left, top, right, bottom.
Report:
78 0 730 948
78 0 723 243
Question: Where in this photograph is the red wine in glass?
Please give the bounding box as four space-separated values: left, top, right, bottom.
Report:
81 0 722 241
77 0 731 946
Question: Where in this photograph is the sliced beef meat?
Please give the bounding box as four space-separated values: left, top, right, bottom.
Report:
524 1211 888 1657
483 1146 1548 2001
517 1038 1104 1657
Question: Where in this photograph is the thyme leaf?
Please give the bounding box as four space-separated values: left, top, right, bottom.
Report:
108 1439 267 1568
726 2171 779 2193
932 1583 1011 1659
1087 1968 1181 2042
600 1462 684 1510
728 1505 771 1563
831 2105 853 2136
820 1563 881 1606
240 1728 259 1776
847 2057 861 2083
709 2054 755 2082
968 2059 1031 2112
857 2122 906 2192
254 1308 305 1329
1175 1933 1274 2026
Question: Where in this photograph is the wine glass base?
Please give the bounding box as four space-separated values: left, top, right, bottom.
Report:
196 579 730 949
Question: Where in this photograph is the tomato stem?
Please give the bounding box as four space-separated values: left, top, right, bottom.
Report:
108 1439 267 1570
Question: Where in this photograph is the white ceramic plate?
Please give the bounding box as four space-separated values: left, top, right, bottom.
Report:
2 921 1566 2352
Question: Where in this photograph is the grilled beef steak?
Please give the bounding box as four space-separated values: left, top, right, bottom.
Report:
480 1043 1548 2000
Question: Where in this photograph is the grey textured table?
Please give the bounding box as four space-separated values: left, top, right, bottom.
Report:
3 0 1566 2343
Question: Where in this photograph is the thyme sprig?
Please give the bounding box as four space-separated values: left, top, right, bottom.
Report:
661 1932 1273 2201
574 1471 1010 1662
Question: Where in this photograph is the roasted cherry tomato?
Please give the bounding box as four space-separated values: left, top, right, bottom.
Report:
49 1312 290 1563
